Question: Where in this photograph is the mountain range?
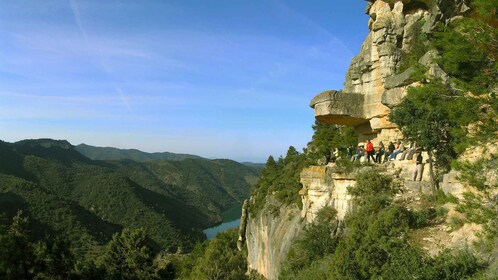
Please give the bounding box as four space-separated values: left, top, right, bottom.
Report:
75 143 205 162
0 138 261 257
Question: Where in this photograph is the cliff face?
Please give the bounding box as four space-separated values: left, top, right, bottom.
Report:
311 0 469 144
299 166 355 222
243 166 359 280
245 197 303 280
244 1 476 279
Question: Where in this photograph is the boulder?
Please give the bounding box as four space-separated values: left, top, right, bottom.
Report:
384 67 416 89
382 87 407 107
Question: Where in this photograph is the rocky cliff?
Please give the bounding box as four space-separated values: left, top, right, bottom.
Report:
243 1 492 279
245 197 303 280
299 166 355 222
311 0 470 144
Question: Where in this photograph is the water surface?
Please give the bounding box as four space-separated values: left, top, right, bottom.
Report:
203 218 241 239
203 204 243 239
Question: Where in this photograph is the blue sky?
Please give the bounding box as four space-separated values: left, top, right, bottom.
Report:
0 0 369 162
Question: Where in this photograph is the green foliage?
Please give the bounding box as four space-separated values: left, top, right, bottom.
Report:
435 189 459 205
432 14 498 145
32 237 75 280
281 207 341 279
0 210 33 280
457 192 497 225
75 143 204 161
389 8 497 180
423 249 485 279
281 168 487 279
450 217 465 231
453 156 498 246
306 121 357 162
328 206 424 280
436 206 449 218
96 228 156 280
249 147 307 216
0 139 260 256
470 0 498 22
453 156 498 191
408 208 436 228
389 81 480 169
333 158 362 174
0 211 79 280
348 169 399 213
177 229 248 280
432 18 497 94
397 19 429 75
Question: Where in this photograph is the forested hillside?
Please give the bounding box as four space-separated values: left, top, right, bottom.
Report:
75 143 204 161
0 139 260 258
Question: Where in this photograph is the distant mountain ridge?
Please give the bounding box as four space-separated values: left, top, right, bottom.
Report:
75 143 205 161
0 138 261 257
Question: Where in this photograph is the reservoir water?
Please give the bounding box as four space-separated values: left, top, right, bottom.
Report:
203 218 241 239
203 204 243 239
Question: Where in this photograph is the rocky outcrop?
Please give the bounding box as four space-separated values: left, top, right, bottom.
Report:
310 0 469 144
237 200 249 251
310 90 366 126
299 166 355 222
245 1 479 279
245 197 304 280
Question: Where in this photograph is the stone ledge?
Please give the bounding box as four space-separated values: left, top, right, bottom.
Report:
384 67 416 89
310 90 368 126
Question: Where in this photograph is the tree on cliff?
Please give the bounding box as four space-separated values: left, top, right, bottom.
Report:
307 121 356 160
389 2 497 194
389 81 479 193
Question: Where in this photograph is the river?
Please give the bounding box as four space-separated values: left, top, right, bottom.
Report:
203 204 243 239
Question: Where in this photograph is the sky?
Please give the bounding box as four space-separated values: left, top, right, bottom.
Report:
0 0 369 163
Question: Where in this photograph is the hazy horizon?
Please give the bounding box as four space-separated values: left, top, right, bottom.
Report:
0 0 369 162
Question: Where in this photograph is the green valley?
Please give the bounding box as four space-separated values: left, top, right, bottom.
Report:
0 139 260 258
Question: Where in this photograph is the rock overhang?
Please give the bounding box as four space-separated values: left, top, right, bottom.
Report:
310 90 369 126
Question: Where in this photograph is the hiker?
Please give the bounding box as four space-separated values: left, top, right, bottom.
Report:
351 145 364 162
384 142 395 162
325 150 331 165
412 152 424 181
366 140 375 162
389 142 403 160
375 141 385 163
331 148 339 163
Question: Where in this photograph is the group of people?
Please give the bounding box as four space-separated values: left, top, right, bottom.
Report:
325 140 425 181
349 141 420 164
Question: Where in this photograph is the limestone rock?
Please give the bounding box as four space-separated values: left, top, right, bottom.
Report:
370 116 398 130
382 87 407 108
418 49 450 82
310 0 469 144
450 223 482 247
418 49 440 66
245 198 304 280
237 200 249 251
247 1 481 278
310 90 367 126
299 166 355 222
384 67 416 89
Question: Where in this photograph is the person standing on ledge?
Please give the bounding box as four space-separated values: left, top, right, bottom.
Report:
325 149 331 165
385 141 395 162
412 152 424 181
375 141 385 163
366 140 375 163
